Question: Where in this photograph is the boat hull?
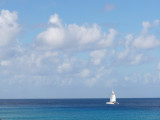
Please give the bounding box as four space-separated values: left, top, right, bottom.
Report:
106 102 119 104
106 102 114 104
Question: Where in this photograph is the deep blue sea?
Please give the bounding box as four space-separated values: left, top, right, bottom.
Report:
0 98 160 120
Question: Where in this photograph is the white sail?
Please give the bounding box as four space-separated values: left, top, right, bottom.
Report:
110 91 116 102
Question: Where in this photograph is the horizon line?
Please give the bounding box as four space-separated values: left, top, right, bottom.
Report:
0 97 160 100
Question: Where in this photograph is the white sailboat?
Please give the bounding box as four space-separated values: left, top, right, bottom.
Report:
106 90 119 104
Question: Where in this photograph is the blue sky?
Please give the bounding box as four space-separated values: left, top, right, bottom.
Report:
0 0 160 98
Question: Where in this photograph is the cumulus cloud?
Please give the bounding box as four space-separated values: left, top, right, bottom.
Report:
79 69 90 78
85 78 97 87
90 49 106 65
1 9 160 97
118 48 129 60
125 73 157 84
57 62 71 73
0 9 22 66
130 54 143 65
123 73 141 83
117 34 132 60
133 20 160 49
35 14 117 50
133 34 160 49
142 20 159 34
98 29 117 47
36 14 65 49
36 27 65 49
105 79 117 88
125 34 133 48
0 10 20 46
84 66 112 87
117 19 160 66
49 13 62 27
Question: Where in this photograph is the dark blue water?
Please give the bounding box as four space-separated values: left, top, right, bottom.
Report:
0 98 160 120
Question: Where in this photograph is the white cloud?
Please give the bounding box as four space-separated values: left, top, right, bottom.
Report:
90 49 106 65
133 20 160 49
105 79 117 88
28 51 59 67
1 10 160 98
35 14 116 50
96 66 107 78
71 24 101 45
124 73 158 84
125 34 133 48
118 48 129 60
84 66 112 87
131 54 143 65
142 20 159 34
57 62 71 73
117 34 133 60
142 21 152 34
49 13 62 27
85 78 97 87
36 27 65 49
79 69 90 78
123 73 142 83
133 34 160 49
98 29 117 47
0 10 20 46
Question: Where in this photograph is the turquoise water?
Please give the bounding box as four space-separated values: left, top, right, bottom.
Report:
0 98 160 120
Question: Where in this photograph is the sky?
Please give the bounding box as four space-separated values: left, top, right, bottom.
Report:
0 0 160 98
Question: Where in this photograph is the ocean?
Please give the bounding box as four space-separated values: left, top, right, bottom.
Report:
0 98 160 120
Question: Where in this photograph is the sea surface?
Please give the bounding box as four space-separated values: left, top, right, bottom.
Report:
0 98 160 120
